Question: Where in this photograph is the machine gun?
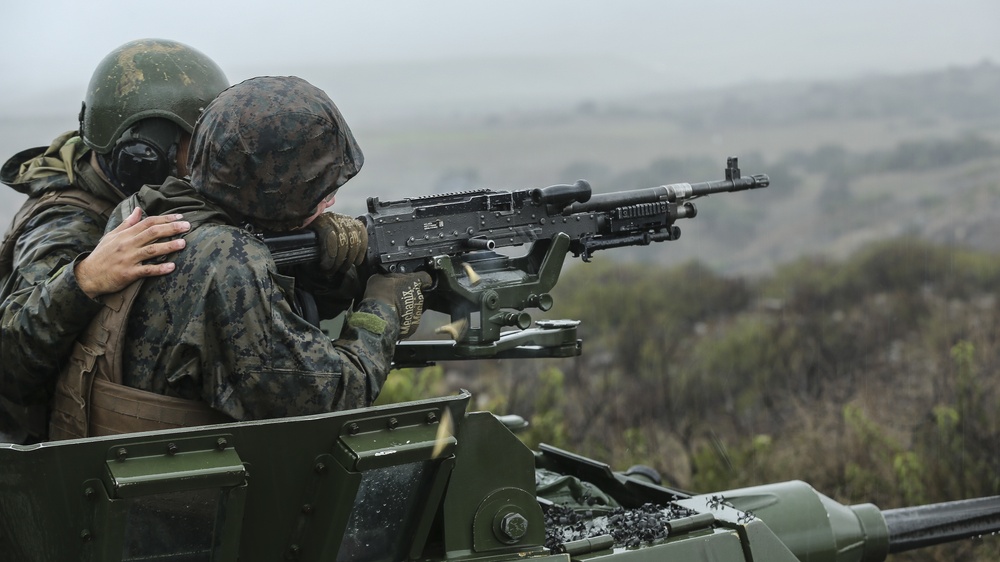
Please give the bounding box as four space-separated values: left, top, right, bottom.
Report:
267 157 769 367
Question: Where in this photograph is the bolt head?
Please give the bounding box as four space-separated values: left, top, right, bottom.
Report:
500 512 528 542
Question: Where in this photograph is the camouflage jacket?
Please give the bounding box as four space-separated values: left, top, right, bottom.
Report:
113 178 400 421
0 132 123 443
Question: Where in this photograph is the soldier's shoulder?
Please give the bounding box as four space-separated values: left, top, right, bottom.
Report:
25 201 105 228
17 204 105 253
186 223 265 248
184 224 272 266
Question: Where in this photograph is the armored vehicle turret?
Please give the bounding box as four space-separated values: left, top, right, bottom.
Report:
2 390 997 561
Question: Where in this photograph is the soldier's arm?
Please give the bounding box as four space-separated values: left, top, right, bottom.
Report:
0 205 190 406
0 206 106 408
200 233 401 420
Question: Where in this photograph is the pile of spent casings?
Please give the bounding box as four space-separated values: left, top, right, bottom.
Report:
543 502 697 550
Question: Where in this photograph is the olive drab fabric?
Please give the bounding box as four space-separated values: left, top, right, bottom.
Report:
0 132 122 443
48 183 239 439
0 131 83 192
0 131 113 288
188 76 364 232
535 468 622 515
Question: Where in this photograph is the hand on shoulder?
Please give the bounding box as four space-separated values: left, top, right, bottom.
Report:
74 207 191 298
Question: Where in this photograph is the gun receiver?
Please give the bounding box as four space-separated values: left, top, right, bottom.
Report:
267 157 769 368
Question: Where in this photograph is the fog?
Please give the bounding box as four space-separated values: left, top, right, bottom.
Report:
2 0 998 121
2 0 999 272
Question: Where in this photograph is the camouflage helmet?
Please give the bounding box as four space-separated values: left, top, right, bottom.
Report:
80 38 229 154
188 76 364 231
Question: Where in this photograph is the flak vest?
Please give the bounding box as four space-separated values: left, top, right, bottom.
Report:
48 276 232 440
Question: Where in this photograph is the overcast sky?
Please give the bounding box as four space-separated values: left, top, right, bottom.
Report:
2 0 998 117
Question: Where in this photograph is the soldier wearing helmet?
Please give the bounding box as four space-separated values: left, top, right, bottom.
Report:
0 39 229 444
48 76 431 439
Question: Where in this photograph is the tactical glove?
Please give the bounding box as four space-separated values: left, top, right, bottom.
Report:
309 213 368 272
364 272 433 338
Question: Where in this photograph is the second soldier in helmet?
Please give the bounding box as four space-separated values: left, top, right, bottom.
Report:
0 39 230 443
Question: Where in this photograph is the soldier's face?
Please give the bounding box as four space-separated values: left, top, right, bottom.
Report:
299 192 337 228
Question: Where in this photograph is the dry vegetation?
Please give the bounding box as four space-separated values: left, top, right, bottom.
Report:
381 240 1000 561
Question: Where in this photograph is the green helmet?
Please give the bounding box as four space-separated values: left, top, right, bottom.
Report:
80 38 229 154
188 76 364 232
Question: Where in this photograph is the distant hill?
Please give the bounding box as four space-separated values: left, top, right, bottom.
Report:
620 60 1000 130
2 60 998 275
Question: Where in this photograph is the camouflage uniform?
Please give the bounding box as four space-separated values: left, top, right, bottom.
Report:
0 133 122 442
0 39 229 443
112 76 398 420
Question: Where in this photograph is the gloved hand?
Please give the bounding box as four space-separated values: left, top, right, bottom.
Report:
364 272 433 338
308 213 368 272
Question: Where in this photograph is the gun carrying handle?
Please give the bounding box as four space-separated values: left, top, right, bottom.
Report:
529 180 592 210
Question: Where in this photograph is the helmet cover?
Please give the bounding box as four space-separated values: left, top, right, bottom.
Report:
188 76 364 231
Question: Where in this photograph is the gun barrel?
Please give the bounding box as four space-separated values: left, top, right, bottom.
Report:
688 173 770 196
883 495 1000 553
561 173 769 214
